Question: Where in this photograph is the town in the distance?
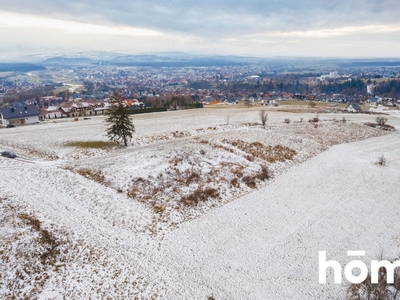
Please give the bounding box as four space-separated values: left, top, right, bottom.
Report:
1 53 400 127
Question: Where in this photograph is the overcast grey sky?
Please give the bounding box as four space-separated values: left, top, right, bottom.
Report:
1 0 400 59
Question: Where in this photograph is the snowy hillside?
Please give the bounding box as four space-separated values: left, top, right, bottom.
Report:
1 107 399 299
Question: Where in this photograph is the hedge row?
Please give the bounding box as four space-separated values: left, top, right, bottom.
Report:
127 107 168 114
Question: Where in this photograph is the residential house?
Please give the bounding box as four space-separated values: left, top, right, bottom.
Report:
124 99 143 108
0 105 40 127
345 103 361 113
42 106 65 120
366 97 379 107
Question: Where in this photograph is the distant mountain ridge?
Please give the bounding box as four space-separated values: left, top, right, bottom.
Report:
0 63 46 72
3 51 400 69
37 53 267 67
40 57 94 65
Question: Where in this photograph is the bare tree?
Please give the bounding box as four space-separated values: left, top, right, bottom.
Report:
243 99 252 108
376 154 387 166
259 110 268 128
376 116 388 126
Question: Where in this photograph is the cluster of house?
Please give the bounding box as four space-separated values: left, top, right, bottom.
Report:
1 93 398 127
202 92 289 105
40 101 111 120
40 98 147 120
365 96 399 108
202 92 359 105
0 98 146 127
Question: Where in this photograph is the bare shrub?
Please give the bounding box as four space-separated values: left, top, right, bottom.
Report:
376 116 388 126
232 166 244 178
309 101 317 108
246 155 255 162
256 165 272 181
127 177 153 199
127 187 139 198
242 166 271 189
242 175 257 188
185 169 201 185
342 117 347 123
180 188 220 206
207 295 216 300
376 154 387 166
172 131 188 138
309 115 320 123
230 178 239 187
153 204 166 215
259 110 268 128
284 118 291 124
169 156 184 166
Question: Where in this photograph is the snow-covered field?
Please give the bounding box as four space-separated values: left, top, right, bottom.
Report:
1 107 400 299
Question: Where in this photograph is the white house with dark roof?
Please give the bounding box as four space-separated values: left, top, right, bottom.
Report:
0 105 40 127
345 102 361 113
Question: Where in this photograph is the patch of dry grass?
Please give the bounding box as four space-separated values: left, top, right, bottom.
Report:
242 165 272 188
65 141 117 149
180 187 220 206
101 121 390 232
364 122 396 131
1 210 63 298
225 139 297 163
18 214 60 265
76 168 109 186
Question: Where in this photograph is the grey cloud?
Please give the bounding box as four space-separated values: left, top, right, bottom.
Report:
1 0 400 38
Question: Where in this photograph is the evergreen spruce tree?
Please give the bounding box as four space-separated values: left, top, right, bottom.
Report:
105 91 135 146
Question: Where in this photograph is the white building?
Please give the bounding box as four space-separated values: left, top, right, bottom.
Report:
329 72 338 79
0 105 40 127
367 84 376 94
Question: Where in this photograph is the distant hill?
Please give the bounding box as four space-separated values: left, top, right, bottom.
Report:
0 63 46 72
35 52 400 69
348 61 400 67
39 56 94 66
106 54 265 66
337 59 400 68
37 53 269 68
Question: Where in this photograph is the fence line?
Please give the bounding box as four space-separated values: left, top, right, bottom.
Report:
0 139 59 160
